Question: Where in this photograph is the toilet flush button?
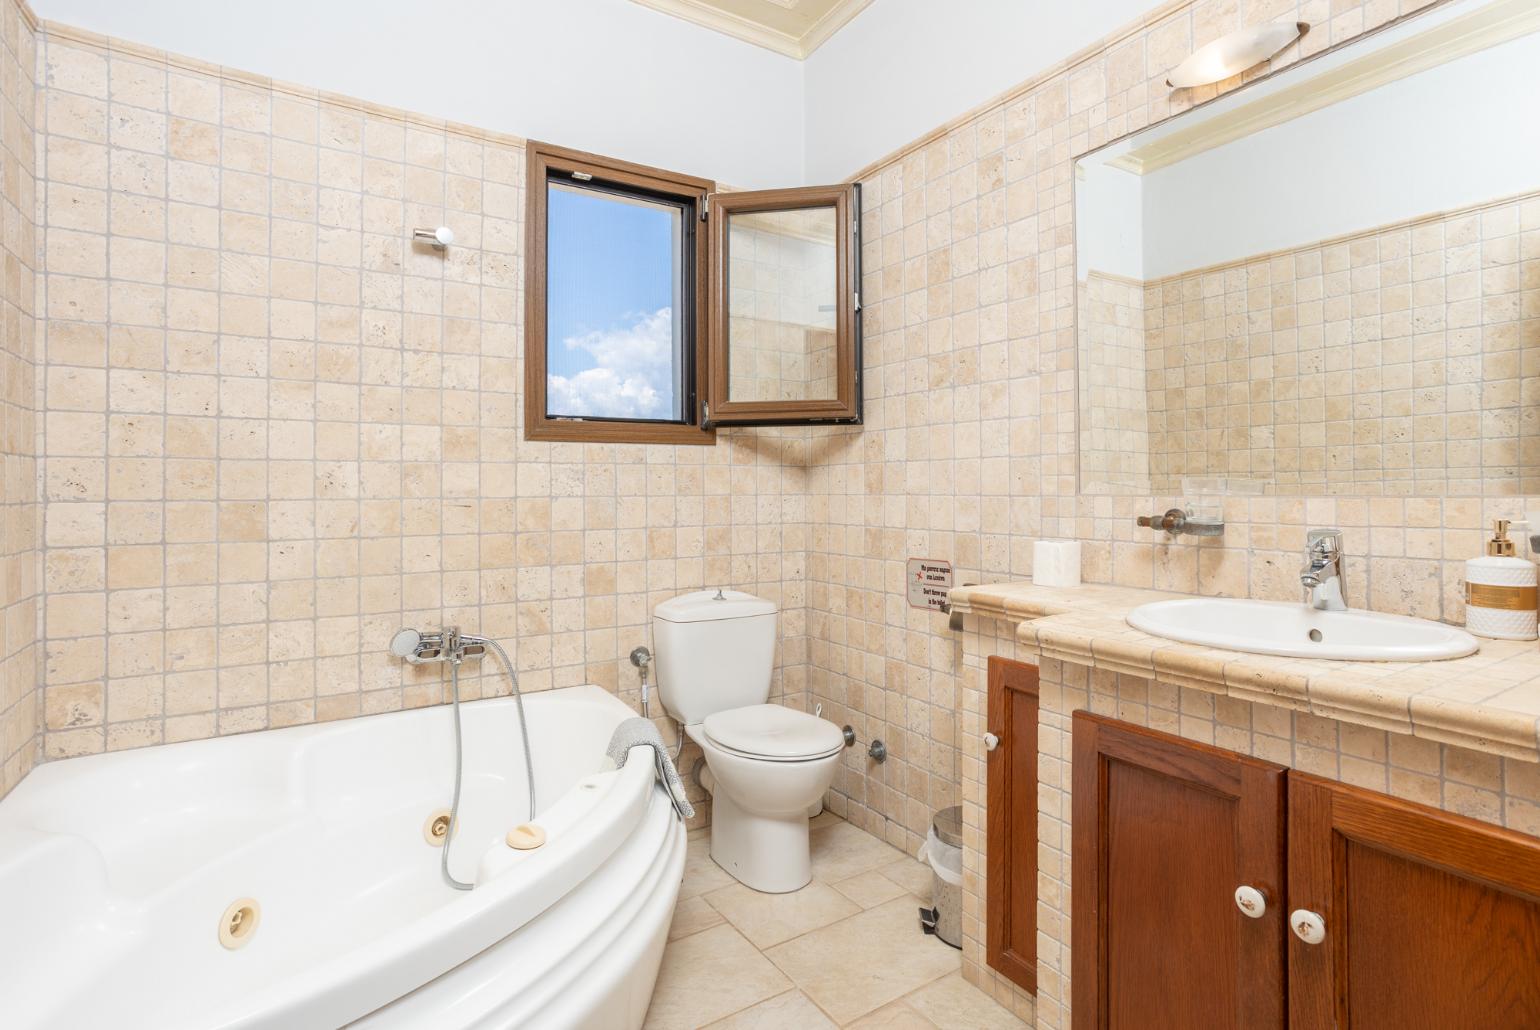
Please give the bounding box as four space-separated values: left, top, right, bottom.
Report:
506 823 547 850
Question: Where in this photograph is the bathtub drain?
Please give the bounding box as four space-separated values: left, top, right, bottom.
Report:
219 898 261 950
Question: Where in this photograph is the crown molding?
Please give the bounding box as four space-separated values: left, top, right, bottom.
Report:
797 0 871 56
629 0 871 59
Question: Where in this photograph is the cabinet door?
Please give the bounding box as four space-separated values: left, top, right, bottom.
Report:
987 656 1038 993
1072 713 1287 1030
1288 772 1540 1028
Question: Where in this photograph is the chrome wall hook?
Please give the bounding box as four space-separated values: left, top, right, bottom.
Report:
412 226 454 250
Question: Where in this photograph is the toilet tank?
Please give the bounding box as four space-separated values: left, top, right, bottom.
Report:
652 590 777 725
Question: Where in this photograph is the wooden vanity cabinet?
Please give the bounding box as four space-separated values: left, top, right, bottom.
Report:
1071 712 1288 1030
1071 714 1540 1030
986 657 1038 993
1288 772 1540 1028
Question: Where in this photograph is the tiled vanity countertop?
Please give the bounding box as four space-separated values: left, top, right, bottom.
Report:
949 581 1540 764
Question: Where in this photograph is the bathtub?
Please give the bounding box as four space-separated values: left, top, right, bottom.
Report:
0 684 685 1029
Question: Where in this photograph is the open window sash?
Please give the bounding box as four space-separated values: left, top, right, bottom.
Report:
703 184 862 427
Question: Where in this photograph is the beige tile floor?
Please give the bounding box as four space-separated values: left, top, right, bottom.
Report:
644 813 1028 1029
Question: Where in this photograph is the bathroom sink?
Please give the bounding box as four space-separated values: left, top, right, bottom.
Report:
1126 598 1479 662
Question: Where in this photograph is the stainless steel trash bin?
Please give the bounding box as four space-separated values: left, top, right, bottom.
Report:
919 804 963 948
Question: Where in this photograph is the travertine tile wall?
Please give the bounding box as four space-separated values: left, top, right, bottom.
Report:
1080 189 1540 495
1078 270 1149 493
6 0 1528 916
727 216 839 403
1145 190 1540 494
0 0 37 802
803 0 1540 1010
34 24 812 766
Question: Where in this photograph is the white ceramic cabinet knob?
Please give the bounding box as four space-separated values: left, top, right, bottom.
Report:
1233 885 1267 918
983 732 1000 752
1290 909 1326 944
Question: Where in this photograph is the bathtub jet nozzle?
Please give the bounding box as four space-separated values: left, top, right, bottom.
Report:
218 898 261 950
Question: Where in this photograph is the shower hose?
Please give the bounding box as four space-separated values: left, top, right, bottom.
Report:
442 634 535 892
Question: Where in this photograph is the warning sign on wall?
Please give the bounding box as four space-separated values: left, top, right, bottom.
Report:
906 558 954 611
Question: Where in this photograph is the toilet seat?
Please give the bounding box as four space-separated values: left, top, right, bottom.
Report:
701 705 845 763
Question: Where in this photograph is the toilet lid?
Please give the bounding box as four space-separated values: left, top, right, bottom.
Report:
702 705 845 761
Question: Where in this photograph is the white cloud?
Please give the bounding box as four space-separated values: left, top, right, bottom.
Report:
547 307 677 419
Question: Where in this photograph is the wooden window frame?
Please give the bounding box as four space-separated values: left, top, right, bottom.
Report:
524 141 716 445
705 184 862 426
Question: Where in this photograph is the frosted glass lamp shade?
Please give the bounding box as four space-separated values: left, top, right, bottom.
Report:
1167 21 1308 88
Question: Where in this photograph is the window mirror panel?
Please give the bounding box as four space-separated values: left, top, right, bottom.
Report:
1075 0 1540 496
707 185 861 426
726 206 840 404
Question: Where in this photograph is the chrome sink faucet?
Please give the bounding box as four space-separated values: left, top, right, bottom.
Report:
1300 529 1346 611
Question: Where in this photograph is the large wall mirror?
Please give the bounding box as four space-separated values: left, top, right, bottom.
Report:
1075 0 1540 496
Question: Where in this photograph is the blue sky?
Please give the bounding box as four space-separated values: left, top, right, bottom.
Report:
545 183 683 420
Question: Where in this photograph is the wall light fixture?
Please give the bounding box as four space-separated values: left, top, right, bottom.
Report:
1167 20 1309 88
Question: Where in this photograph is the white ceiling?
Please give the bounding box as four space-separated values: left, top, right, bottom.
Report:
628 0 873 58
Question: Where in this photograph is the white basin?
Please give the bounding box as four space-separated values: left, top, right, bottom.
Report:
1126 597 1479 662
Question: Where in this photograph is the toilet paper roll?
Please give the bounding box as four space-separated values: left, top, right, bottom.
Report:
1033 540 1082 588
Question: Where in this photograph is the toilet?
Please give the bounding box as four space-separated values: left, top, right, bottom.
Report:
653 589 844 893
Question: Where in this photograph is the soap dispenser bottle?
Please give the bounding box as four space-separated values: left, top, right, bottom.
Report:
1464 520 1538 640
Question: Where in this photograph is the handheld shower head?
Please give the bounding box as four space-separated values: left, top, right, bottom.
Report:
389 628 422 659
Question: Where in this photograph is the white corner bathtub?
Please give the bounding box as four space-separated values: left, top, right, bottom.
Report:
0 684 685 1029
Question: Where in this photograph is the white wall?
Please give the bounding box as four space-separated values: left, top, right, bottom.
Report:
1139 31 1540 277
802 0 1153 182
38 0 1177 186
32 0 806 188
1076 161 1144 280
